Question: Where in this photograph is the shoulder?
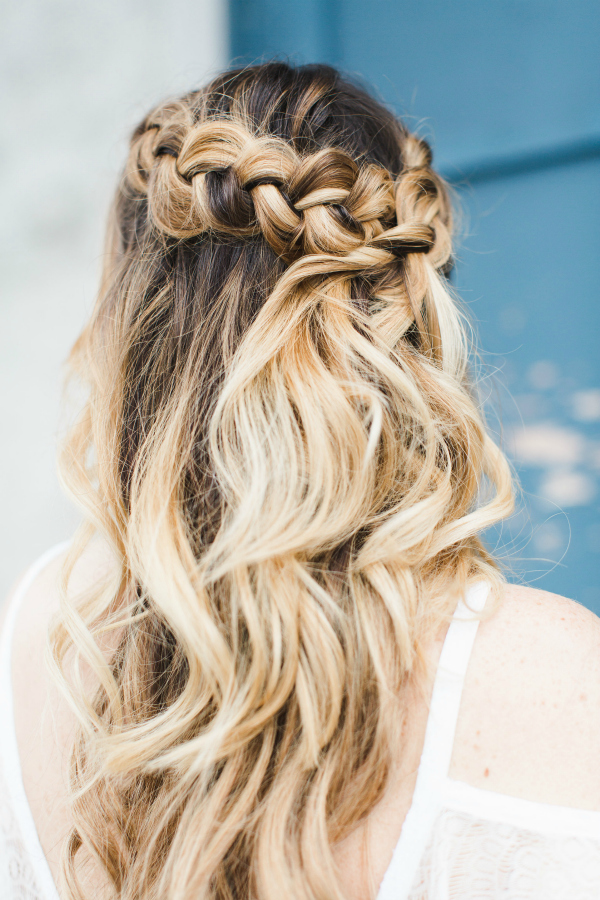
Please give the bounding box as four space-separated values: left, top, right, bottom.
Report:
0 543 69 659
3 534 120 745
3 536 118 635
451 582 600 809
6 536 121 698
1 534 120 784
1 537 119 893
480 582 600 705
493 580 600 639
481 582 600 686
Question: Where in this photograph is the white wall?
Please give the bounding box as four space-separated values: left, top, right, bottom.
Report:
0 0 229 598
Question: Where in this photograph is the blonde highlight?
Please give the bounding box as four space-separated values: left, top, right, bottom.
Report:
49 62 514 900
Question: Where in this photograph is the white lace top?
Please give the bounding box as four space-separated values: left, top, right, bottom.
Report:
1 544 599 899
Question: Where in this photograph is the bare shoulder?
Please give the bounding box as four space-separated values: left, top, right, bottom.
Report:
8 534 121 744
451 581 600 809
495 581 600 644
3 536 118 894
482 582 600 686
2 536 118 632
482 582 600 709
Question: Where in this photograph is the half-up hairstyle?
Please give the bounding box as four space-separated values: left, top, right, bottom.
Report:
50 62 514 900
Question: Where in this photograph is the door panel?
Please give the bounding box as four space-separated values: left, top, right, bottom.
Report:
230 0 600 610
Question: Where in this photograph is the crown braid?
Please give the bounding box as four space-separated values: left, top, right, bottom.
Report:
125 106 450 275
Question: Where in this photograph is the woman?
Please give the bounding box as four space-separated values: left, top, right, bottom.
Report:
1 62 599 900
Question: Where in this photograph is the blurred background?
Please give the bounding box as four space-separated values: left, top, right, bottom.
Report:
2 0 599 611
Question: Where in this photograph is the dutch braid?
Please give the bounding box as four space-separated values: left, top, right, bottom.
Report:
127 113 448 267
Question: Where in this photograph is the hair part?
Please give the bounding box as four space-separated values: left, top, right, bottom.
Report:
49 61 514 900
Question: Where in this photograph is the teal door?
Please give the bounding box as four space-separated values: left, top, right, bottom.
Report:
230 0 600 611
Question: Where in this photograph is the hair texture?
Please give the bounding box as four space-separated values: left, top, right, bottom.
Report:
49 62 514 900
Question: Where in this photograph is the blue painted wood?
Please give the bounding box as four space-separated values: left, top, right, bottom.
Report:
455 155 600 610
230 0 340 67
228 0 600 611
440 134 600 185
338 0 600 171
231 0 600 169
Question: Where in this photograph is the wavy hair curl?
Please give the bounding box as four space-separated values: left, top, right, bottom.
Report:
49 62 514 900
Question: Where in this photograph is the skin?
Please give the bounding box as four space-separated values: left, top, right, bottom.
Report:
2 541 600 899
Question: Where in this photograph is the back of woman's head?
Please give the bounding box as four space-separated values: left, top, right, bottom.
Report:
53 62 513 900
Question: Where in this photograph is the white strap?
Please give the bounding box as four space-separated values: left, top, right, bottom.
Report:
419 580 489 785
0 541 71 900
376 580 490 900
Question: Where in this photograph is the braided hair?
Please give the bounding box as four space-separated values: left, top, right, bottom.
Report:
51 63 513 900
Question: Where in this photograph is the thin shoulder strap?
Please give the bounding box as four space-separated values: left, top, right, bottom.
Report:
376 580 490 900
0 541 71 695
416 580 490 787
0 541 71 900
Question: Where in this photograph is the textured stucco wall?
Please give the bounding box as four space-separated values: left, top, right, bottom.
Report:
1 0 229 597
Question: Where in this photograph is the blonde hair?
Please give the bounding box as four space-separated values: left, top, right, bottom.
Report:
49 62 514 899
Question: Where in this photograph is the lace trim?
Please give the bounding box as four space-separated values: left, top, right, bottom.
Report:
0 745 49 899
443 779 600 838
407 807 600 899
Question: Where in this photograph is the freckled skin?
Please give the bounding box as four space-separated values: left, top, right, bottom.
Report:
451 582 600 810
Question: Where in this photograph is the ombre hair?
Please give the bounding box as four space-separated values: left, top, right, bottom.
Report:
49 62 514 899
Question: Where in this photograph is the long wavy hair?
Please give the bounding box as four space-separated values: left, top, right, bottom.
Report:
49 61 514 900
